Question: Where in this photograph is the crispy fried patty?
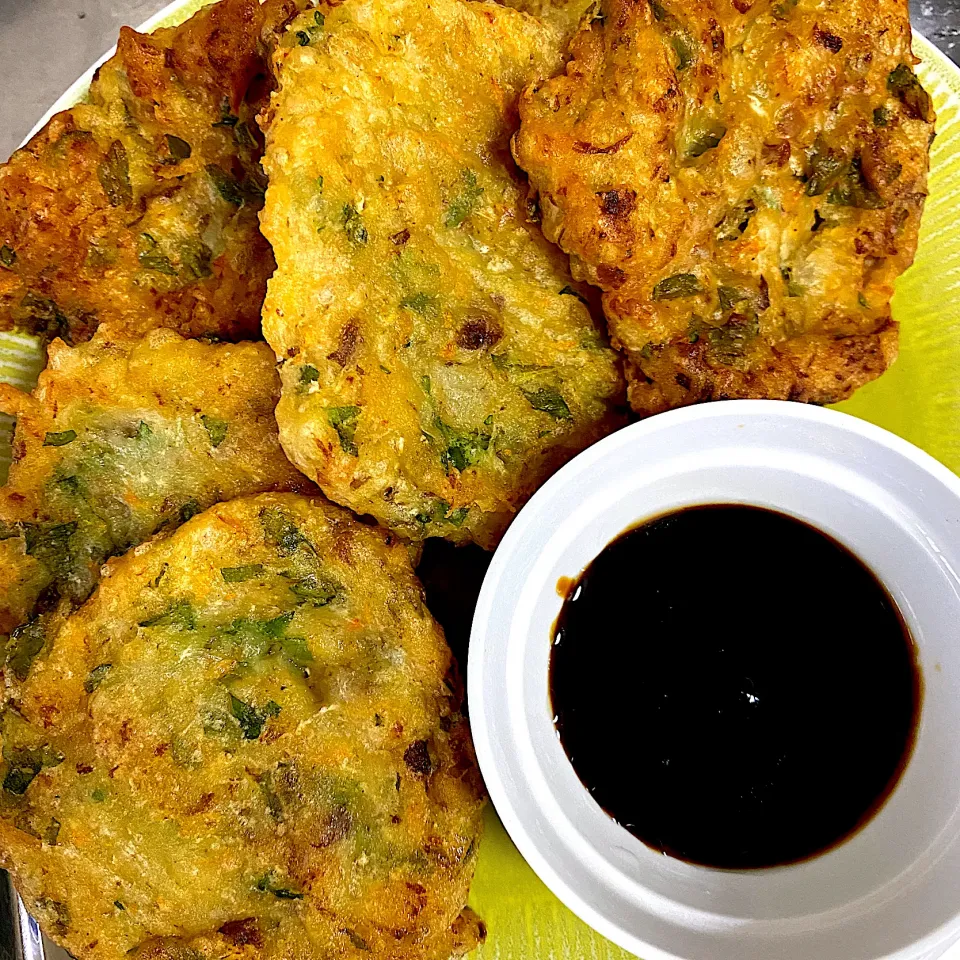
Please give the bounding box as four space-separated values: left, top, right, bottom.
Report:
0 493 485 960
259 0 625 549
513 0 933 413
0 326 314 685
0 0 303 344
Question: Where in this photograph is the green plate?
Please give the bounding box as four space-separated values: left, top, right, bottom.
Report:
1 6 958 957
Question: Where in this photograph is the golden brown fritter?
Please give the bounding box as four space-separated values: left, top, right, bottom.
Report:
513 0 934 414
260 0 625 550
0 0 302 344
0 326 314 691
0 493 485 960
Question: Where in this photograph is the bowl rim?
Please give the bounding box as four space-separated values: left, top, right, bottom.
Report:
467 399 960 960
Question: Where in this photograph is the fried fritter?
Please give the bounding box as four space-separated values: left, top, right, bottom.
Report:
0 493 485 960
0 326 314 687
260 0 625 549
513 0 934 414
0 0 300 344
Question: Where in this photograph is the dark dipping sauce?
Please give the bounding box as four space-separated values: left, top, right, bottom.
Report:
550 505 922 870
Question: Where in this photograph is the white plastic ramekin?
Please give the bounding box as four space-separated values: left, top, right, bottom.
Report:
468 400 960 960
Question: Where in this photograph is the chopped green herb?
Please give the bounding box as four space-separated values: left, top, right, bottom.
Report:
165 135 192 161
179 240 213 279
56 475 81 494
289 574 342 606
887 64 934 122
559 285 590 306
716 198 756 241
827 157 885 210
260 507 314 556
683 119 726 158
399 292 437 315
98 140 132 207
326 406 361 456
230 695 280 740
179 500 201 523
316 175 325 193
206 164 245 205
447 506 470 527
435 419 491 472
6 618 46 682
43 430 77 447
521 387 573 421
23 521 77 566
295 11 325 44
134 420 153 440
18 294 69 339
873 106 890 127
254 873 304 900
139 601 196 631
670 30 696 71
858 292 869 308
137 233 176 275
201 415 229 448
151 563 169 588
84 663 112 694
342 203 368 245
299 365 319 388
688 315 759 365
225 613 294 656
221 564 264 583
492 353 549 373
652 273 701 300
420 375 432 395
415 498 450 525
718 286 749 311
91 788 107 802
0 245 16 268
280 635 314 666
261 613 295 638
113 901 125 911
445 169 483 228
3 746 64 796
805 136 843 196
3 766 38 796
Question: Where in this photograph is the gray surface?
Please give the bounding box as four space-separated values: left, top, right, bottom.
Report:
0 0 167 160
2 0 960 160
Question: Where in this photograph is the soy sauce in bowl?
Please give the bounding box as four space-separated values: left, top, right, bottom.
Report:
550 505 922 870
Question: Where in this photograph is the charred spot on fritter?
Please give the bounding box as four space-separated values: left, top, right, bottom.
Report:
456 312 503 351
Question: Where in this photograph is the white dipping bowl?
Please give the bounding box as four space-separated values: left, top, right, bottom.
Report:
468 400 960 960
